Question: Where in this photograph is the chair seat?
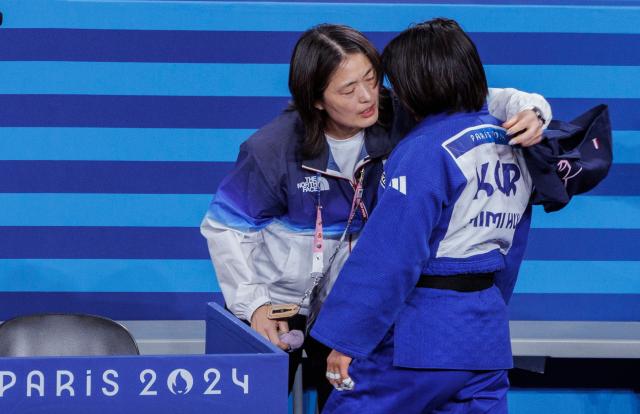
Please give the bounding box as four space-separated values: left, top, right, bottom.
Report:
0 313 139 357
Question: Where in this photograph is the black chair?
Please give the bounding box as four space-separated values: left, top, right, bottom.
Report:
0 313 139 357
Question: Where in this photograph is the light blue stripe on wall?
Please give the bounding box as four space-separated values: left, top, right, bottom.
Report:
484 65 640 99
0 62 290 97
509 390 640 414
1 194 638 228
515 261 640 294
613 131 640 163
0 194 212 227
0 259 217 292
532 196 640 229
0 193 635 228
2 62 640 99
4 1 640 33
0 128 252 161
1 259 637 294
0 128 635 163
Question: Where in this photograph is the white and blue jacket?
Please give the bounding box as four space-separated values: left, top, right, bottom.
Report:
311 107 534 370
201 109 395 321
201 89 549 324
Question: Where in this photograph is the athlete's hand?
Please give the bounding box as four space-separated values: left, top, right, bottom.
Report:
503 109 545 147
326 349 355 391
250 305 289 351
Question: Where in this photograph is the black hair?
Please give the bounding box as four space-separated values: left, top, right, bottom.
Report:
381 18 488 120
289 24 382 159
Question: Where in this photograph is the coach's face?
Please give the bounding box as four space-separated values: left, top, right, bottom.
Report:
316 53 380 139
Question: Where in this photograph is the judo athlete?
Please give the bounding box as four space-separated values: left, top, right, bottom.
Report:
201 22 549 410
311 18 535 413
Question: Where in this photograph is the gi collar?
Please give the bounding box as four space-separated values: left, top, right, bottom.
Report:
414 104 491 131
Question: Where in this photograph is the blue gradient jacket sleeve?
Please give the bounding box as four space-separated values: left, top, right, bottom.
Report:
201 140 288 321
206 141 286 231
311 145 457 358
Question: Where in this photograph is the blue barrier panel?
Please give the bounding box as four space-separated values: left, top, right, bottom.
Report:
0 303 287 413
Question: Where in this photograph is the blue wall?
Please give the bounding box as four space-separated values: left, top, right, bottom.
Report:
0 0 639 323
1 1 639 412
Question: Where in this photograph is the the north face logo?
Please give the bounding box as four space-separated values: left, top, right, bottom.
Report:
297 176 330 193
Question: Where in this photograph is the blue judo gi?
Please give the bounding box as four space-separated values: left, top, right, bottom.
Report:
311 107 534 413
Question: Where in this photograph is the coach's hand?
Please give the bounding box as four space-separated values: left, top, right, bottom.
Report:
250 305 289 351
326 349 355 391
503 109 545 147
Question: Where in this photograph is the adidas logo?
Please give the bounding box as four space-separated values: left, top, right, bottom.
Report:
390 176 407 195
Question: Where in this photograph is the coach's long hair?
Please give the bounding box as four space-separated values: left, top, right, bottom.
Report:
289 24 383 159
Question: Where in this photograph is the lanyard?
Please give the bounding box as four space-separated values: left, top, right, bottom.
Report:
297 168 366 308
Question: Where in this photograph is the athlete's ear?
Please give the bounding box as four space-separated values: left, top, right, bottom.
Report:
314 101 324 111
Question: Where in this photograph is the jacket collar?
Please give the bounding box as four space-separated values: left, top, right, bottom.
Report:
300 122 392 174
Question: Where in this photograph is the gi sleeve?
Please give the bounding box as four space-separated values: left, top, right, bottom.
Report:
494 204 533 304
487 87 553 128
311 145 453 358
200 142 286 321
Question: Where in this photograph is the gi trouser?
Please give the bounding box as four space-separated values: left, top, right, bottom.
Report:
322 329 509 414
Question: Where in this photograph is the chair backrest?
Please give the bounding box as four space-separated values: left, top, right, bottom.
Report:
0 313 140 357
